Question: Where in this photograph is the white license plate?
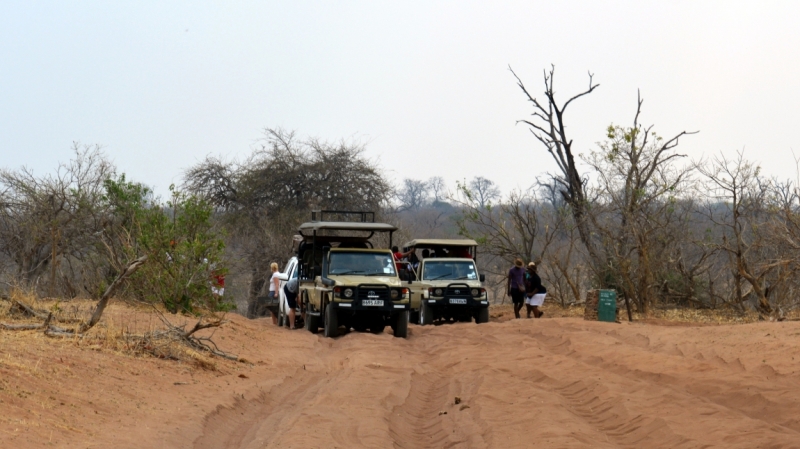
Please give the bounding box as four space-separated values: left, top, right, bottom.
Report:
362 300 384 306
449 298 467 304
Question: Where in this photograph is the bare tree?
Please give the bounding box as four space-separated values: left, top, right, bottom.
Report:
0 144 115 296
428 176 447 203
697 151 774 313
511 65 602 266
584 92 697 312
468 177 501 208
396 178 430 211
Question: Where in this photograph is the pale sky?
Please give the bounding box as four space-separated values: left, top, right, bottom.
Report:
2 1 799 199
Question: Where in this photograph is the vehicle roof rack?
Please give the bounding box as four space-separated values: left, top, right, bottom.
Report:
311 210 375 223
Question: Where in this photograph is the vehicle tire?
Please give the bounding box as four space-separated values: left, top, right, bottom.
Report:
305 299 320 334
476 307 489 324
324 303 339 338
419 301 432 326
393 311 409 338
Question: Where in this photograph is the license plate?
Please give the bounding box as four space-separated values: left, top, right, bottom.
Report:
449 298 467 304
362 300 384 306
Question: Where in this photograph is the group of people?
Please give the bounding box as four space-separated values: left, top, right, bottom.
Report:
391 245 474 280
507 258 547 319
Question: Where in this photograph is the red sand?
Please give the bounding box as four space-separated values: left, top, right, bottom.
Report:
2 309 800 448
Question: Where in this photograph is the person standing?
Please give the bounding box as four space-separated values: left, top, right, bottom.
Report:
524 262 547 318
392 246 413 280
507 258 526 319
268 262 280 325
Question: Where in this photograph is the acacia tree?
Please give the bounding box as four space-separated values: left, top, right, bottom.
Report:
184 128 392 316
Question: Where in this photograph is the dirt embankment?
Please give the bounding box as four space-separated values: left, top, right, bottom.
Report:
3 306 800 448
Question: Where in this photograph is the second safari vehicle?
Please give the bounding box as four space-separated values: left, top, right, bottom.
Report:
403 239 490 325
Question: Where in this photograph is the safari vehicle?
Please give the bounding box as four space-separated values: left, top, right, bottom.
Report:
296 210 410 338
404 239 489 325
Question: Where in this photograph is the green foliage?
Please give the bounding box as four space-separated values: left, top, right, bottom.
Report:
103 178 228 314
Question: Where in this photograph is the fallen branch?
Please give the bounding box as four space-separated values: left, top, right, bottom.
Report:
0 322 44 330
150 306 239 361
9 299 49 320
80 255 148 333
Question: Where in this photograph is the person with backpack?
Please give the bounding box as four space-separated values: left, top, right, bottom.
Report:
507 258 526 318
524 262 547 318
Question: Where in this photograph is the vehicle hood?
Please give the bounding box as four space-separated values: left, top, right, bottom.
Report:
417 279 482 288
329 274 400 286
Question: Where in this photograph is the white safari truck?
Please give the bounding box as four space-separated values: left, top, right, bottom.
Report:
404 239 490 325
294 211 410 338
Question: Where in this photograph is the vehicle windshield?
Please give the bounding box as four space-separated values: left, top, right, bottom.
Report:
328 252 397 276
422 261 478 280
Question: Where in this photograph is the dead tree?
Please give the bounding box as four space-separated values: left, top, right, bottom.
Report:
510 65 603 270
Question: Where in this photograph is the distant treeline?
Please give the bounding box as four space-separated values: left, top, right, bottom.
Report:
4 91 800 318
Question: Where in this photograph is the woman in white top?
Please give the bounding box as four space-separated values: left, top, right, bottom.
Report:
268 262 280 325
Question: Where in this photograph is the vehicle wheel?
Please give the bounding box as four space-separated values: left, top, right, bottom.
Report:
305 301 320 334
305 313 320 333
324 303 339 338
393 311 409 338
476 307 489 324
419 301 432 326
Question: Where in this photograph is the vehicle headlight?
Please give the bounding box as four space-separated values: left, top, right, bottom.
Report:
390 289 399 300
434 288 443 296
471 288 480 297
343 288 354 298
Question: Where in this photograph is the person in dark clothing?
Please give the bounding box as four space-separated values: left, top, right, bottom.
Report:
524 262 547 318
507 258 526 318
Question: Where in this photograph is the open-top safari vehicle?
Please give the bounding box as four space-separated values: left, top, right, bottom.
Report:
403 239 489 325
295 210 410 338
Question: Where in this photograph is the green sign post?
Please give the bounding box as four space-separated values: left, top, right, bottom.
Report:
598 290 617 322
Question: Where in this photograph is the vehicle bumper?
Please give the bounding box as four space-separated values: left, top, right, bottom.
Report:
424 296 489 310
331 300 409 312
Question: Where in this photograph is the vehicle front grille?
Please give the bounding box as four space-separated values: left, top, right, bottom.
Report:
445 286 470 296
357 286 390 301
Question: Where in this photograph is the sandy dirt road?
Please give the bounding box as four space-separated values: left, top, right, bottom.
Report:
3 310 800 448
193 318 800 449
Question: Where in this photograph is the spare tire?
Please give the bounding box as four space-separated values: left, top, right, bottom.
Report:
323 303 339 338
393 310 409 338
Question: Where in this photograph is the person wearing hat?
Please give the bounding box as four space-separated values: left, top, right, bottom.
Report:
524 262 547 318
507 258 526 318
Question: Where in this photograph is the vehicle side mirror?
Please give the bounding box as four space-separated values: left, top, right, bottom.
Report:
479 274 486 283
277 273 289 281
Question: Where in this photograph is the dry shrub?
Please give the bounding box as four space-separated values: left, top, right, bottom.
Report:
0 290 224 370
